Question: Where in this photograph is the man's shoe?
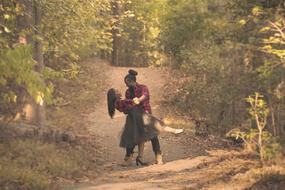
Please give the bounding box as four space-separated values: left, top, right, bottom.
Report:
155 153 163 165
121 155 133 166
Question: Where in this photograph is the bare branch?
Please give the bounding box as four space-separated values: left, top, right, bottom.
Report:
269 21 285 39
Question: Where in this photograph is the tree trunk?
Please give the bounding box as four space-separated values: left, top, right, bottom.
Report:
33 0 46 126
33 1 44 71
16 0 46 126
111 0 121 66
17 0 33 42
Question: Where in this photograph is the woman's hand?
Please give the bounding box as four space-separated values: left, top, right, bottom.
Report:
115 89 122 98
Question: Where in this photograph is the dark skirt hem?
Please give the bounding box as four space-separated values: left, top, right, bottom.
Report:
119 108 159 148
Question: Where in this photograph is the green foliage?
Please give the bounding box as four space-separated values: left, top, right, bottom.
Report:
161 0 285 140
227 127 282 161
0 0 22 49
160 0 246 128
0 1 180 188
247 93 269 161
246 93 269 128
41 0 112 66
0 45 52 116
0 0 113 118
117 0 166 66
161 0 230 58
227 93 282 161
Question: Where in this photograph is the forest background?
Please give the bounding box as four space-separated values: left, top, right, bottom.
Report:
0 0 284 189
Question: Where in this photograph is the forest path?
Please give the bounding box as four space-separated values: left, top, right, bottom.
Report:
68 59 260 190
86 61 191 170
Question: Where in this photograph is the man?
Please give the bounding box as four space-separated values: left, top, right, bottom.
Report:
123 69 163 165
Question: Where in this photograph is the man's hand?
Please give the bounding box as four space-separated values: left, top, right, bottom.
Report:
133 97 140 105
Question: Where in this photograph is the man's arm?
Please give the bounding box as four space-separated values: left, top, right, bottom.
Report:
133 85 149 104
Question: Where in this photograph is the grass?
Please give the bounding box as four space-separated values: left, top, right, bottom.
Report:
243 165 285 190
0 139 80 189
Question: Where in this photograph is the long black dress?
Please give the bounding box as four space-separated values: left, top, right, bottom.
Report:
119 107 160 148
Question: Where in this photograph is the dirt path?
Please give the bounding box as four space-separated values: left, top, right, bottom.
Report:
86 65 190 168
67 60 280 190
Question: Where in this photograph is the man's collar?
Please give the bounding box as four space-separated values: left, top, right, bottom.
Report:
128 83 140 90
134 83 141 89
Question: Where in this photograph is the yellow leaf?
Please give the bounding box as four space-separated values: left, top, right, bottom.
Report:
36 91 44 106
4 14 10 20
252 6 263 16
12 95 17 103
239 19 247 25
4 27 11 33
259 26 270 33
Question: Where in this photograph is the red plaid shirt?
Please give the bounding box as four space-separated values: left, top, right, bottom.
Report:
125 83 152 114
115 83 152 114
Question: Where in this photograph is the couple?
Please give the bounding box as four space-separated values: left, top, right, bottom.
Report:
107 69 183 166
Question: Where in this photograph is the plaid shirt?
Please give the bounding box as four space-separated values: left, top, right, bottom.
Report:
125 83 152 114
115 83 152 114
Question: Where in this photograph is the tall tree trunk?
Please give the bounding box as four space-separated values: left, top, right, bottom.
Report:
33 1 44 71
33 0 46 126
17 0 33 42
16 0 46 126
111 0 121 66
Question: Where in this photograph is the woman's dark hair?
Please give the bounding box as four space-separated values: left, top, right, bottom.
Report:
107 88 116 118
124 69 138 82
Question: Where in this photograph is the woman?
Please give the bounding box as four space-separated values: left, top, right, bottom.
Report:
123 69 164 165
107 88 183 166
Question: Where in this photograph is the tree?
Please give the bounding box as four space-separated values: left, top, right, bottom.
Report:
160 0 285 142
1 0 113 123
111 0 122 66
15 0 46 126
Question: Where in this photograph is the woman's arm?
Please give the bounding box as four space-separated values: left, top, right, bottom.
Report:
115 98 134 113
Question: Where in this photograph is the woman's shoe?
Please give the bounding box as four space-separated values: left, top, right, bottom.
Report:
136 156 148 166
164 126 184 134
173 128 184 134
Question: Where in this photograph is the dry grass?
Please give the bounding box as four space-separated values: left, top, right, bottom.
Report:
0 58 109 189
158 107 285 189
0 138 80 189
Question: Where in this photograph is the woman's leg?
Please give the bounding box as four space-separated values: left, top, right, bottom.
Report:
135 142 148 166
163 126 184 134
143 113 183 134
